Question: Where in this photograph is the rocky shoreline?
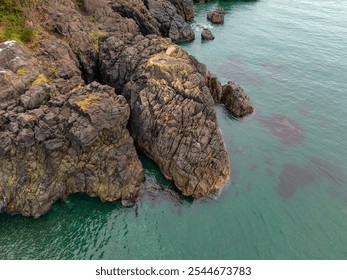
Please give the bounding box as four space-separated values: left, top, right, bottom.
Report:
0 0 254 217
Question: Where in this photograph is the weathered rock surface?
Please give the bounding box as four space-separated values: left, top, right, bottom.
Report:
207 8 226 24
0 40 144 217
201 28 215 40
100 35 230 197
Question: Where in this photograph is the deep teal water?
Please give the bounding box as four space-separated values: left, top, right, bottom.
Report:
1 0 347 259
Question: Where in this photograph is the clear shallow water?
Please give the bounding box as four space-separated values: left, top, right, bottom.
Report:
1 0 347 259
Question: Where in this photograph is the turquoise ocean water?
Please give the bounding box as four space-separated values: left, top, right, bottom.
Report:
1 0 347 259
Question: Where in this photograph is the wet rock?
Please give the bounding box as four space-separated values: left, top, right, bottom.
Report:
201 28 215 40
207 8 226 24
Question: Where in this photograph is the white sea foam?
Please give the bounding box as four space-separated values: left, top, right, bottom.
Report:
192 23 214 32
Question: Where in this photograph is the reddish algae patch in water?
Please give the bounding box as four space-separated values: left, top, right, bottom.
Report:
258 114 304 145
278 164 315 198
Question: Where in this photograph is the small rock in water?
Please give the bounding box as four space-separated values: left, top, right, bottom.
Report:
207 8 226 24
221 81 255 118
201 28 215 41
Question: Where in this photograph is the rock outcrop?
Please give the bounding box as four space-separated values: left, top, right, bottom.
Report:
100 35 230 197
206 73 254 117
0 0 254 217
207 8 226 24
0 40 144 217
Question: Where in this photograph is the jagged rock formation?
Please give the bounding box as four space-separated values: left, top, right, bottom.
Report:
0 0 254 217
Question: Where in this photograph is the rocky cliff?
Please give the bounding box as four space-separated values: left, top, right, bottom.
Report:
0 0 253 217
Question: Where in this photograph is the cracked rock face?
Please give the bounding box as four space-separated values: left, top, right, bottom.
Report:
100 36 230 197
0 40 144 217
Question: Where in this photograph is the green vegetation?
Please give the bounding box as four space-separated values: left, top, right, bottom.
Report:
0 0 39 43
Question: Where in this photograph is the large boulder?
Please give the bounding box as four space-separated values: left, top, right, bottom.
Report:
0 41 40 110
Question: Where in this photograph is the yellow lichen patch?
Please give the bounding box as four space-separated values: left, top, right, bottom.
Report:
68 84 84 94
91 30 105 51
146 53 181 70
16 66 27 75
76 95 102 111
172 78 184 92
32 74 49 86
164 113 171 122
